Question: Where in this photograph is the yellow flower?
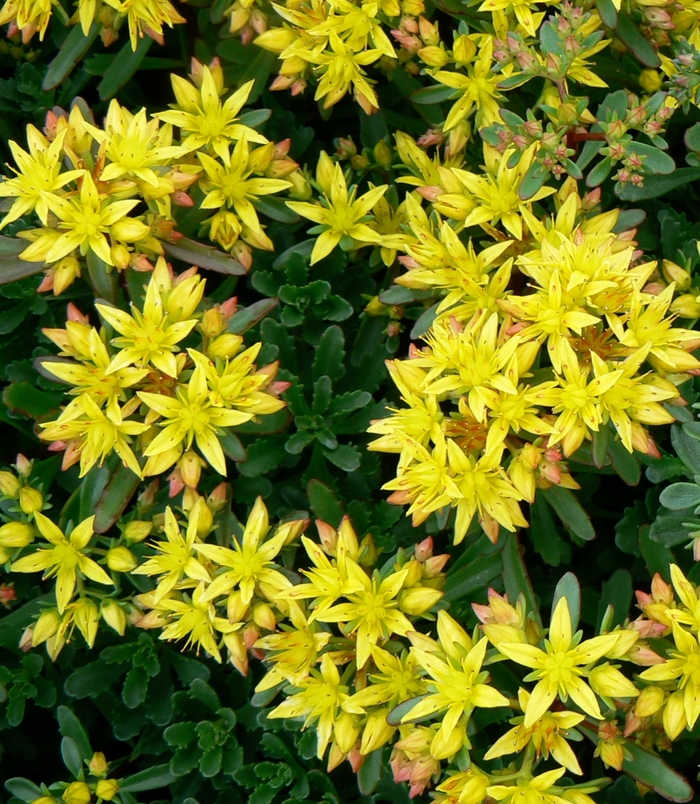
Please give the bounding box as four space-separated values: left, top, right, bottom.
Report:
20 172 140 266
286 153 387 264
158 69 267 161
403 611 508 758
441 145 555 239
478 0 548 36
343 646 426 713
132 505 211 601
138 362 254 476
639 620 700 734
268 653 352 759
39 393 148 478
0 0 52 38
0 127 83 229
102 0 186 51
431 35 505 130
315 562 416 668
158 582 241 662
493 597 624 727
11 513 112 613
193 496 304 605
484 688 584 774
198 137 292 239
96 269 199 378
488 768 576 804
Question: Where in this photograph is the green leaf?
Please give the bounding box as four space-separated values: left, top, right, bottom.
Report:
357 749 382 796
57 706 92 760
64 660 126 698
43 24 101 91
409 84 456 104
650 506 694 547
323 444 361 472
386 694 429 726
61 736 83 777
123 666 149 709
671 423 700 475
597 0 618 28
443 552 502 602
615 13 661 66
501 531 542 628
591 425 610 469
585 156 613 187
313 325 345 383
120 764 180 793
659 482 700 510
552 572 581 631
237 436 287 477
379 286 434 304
0 255 44 285
625 142 675 174
617 168 700 200
307 479 343 526
541 486 595 541
93 461 141 533
497 73 533 90
219 431 247 463
639 524 673 580
162 238 247 275
597 569 632 629
410 302 439 338
98 36 152 100
254 197 300 224
518 161 548 200
684 123 700 153
79 462 111 524
621 741 693 801
2 382 64 418
608 438 640 485
530 493 571 566
228 298 278 334
4 779 43 802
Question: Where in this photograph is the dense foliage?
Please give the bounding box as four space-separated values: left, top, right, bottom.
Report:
2 0 700 803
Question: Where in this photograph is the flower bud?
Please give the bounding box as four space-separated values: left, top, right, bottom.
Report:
635 685 665 717
201 306 228 338
15 454 32 477
373 139 393 169
207 482 229 513
63 782 91 804
453 34 476 65
53 257 81 295
228 590 249 623
179 450 206 489
89 752 109 778
74 598 100 648
0 521 34 547
662 260 692 291
110 218 150 243
671 294 700 318
32 797 57 804
208 333 244 359
360 708 395 754
287 170 312 200
19 486 43 515
418 45 449 67
191 497 213 537
100 599 127 636
639 69 662 93
402 559 423 587
110 245 131 271
95 780 119 801
32 608 61 646
252 601 277 631
123 520 153 543
106 546 138 572
0 471 20 498
399 586 443 615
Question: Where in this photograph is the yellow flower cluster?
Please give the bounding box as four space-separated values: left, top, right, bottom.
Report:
29 750 122 804
359 136 700 543
39 260 285 479
0 61 301 291
0 0 184 48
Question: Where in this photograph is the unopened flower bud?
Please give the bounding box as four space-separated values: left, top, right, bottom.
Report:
635 685 665 717
662 260 692 291
0 521 34 547
106 546 138 572
403 559 423 587
100 599 127 636
252 602 276 631
95 780 119 801
63 782 91 804
0 471 20 498
207 333 243 359
110 245 131 271
110 218 150 243
207 482 229 513
671 294 700 318
639 68 662 93
19 487 43 514
15 454 31 477
123 520 152 543
453 34 476 65
399 585 443 615
373 139 393 169
32 608 61 646
227 590 249 623
89 752 109 778
53 257 81 295
418 45 449 67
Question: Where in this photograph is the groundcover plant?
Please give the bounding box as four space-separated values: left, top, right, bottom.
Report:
3 0 700 802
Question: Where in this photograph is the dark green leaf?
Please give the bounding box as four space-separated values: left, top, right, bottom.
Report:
162 238 247 275
586 156 613 187
57 706 92 760
541 486 595 541
617 168 700 200
443 552 502 602
43 24 101 91
597 569 633 629
323 444 361 472
639 524 673 580
608 438 641 485
615 13 661 67
61 736 83 778
409 84 456 104
228 298 278 334
357 749 382 796
94 461 141 533
650 506 695 547
552 572 581 630
659 482 700 510
313 325 345 383
621 741 693 801
307 479 343 526
120 764 180 793
2 382 64 418
0 256 44 285
98 36 152 100
4 780 43 802
501 532 542 627
597 0 618 28
684 123 700 153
